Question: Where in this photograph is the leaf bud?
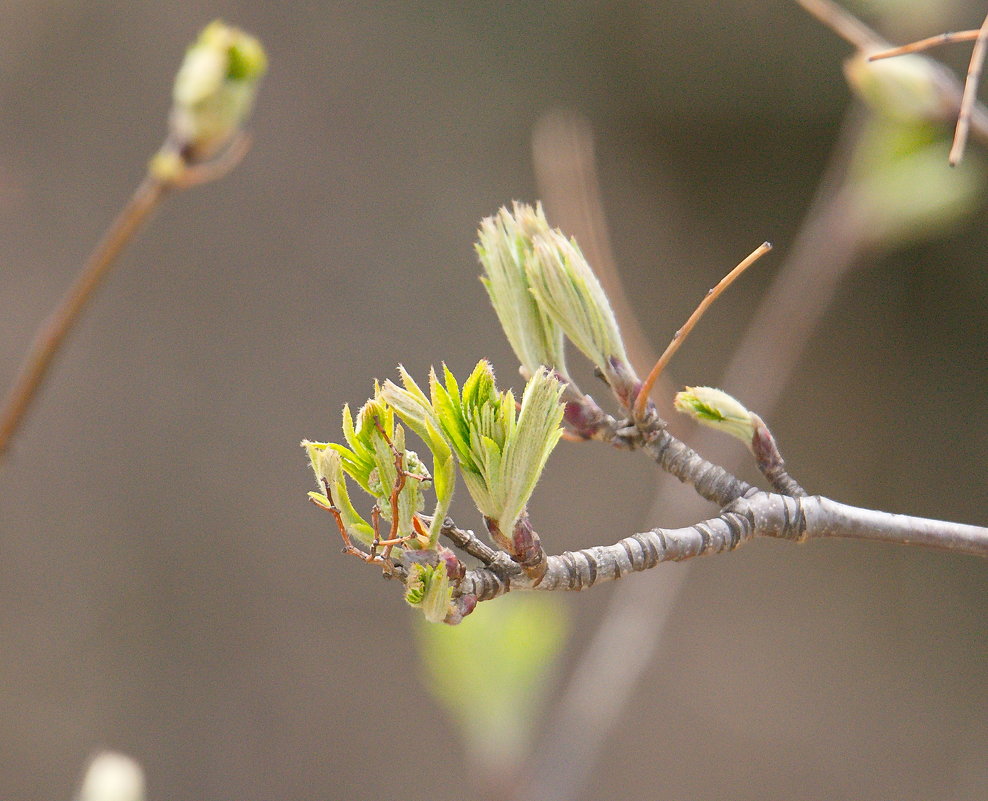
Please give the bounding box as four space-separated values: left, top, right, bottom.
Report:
158 20 266 170
673 386 756 447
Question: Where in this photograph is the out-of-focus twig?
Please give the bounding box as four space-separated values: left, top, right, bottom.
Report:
797 0 883 50
531 109 674 418
950 12 988 166
798 0 988 147
869 30 981 61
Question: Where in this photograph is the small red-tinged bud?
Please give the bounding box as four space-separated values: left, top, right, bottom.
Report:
444 593 478 625
750 415 781 473
511 514 548 585
438 546 466 582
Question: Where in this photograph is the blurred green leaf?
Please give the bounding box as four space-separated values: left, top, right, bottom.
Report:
416 593 569 768
848 118 986 248
844 51 948 123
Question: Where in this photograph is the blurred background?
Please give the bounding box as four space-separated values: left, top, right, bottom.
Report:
1 1 986 799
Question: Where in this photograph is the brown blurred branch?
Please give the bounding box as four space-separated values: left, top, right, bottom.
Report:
0 175 170 459
532 109 673 418
0 138 252 462
949 12 988 166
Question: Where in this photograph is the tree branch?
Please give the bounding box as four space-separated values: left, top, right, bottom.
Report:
457 492 988 601
641 428 753 505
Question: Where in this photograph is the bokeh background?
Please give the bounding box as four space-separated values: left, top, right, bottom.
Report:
1 1 986 799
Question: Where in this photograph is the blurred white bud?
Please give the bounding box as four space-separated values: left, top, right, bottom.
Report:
78 752 145 801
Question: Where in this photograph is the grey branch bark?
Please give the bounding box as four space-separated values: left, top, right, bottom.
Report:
459 492 988 601
642 428 753 505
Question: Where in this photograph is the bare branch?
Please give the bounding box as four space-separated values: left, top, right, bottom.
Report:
438 518 500 565
641 428 753 506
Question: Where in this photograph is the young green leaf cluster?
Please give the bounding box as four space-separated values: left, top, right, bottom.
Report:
404 559 453 625
305 361 565 622
673 386 756 447
382 360 564 548
476 204 571 386
303 388 437 547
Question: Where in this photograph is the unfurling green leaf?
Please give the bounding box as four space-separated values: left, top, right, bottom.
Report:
674 386 756 447
380 366 456 546
386 361 564 545
495 367 565 533
416 593 569 769
404 558 453 624
517 208 637 401
301 440 374 544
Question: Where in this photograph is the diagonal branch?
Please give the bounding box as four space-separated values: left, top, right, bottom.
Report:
642 428 752 505
0 175 170 458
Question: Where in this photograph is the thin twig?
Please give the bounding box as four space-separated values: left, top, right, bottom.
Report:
949 12 988 166
0 175 170 458
633 242 772 421
868 30 981 61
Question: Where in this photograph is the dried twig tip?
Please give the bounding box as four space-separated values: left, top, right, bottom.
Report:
632 241 772 421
